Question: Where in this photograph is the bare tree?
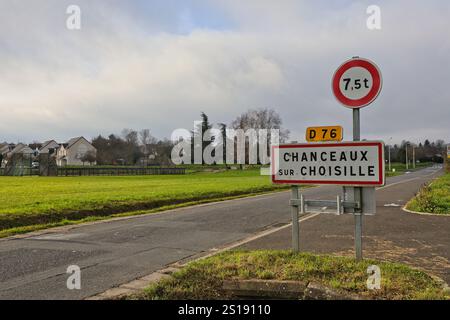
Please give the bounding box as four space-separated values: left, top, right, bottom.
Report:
139 129 158 166
230 108 290 165
140 129 157 145
231 108 290 142
122 128 139 146
139 129 151 147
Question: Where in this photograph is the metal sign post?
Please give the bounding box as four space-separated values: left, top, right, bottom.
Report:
291 186 300 252
332 57 383 261
353 108 363 261
273 57 383 258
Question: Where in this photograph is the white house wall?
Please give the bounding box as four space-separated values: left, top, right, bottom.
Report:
65 139 97 166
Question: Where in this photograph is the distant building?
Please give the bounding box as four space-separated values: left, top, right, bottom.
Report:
56 137 97 166
39 140 60 154
0 143 11 167
0 138 97 168
0 143 10 156
8 143 34 157
0 143 34 170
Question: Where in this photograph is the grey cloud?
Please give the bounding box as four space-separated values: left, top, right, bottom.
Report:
0 0 448 145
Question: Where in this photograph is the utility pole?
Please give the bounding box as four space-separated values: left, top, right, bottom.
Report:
406 143 409 170
388 137 392 172
413 145 416 169
388 146 391 172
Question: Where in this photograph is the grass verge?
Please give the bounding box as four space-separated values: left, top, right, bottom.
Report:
134 250 449 300
406 173 450 215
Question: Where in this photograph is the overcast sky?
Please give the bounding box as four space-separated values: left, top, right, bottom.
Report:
0 0 449 145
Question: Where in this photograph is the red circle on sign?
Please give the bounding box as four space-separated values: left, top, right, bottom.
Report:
332 58 382 108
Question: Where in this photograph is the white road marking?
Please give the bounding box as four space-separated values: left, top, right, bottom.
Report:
30 233 86 241
384 203 401 207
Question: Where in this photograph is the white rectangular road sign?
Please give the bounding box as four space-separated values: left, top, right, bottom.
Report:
272 141 385 186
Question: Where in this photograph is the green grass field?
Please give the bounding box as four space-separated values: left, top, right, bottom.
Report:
135 250 449 300
407 173 450 214
0 170 287 237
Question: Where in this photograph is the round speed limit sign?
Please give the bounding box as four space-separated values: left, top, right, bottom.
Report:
332 57 382 108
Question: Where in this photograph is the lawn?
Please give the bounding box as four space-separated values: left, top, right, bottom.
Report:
406 173 450 214
134 250 449 300
0 170 286 237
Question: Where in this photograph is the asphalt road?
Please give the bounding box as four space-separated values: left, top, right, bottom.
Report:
0 166 447 299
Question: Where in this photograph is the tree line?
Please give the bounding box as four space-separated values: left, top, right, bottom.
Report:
91 110 447 166
386 139 447 164
92 108 289 166
92 129 174 166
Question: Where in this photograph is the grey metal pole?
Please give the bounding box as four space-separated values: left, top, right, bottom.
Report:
353 108 360 141
353 108 363 261
388 137 392 172
413 146 416 169
406 144 409 170
291 186 300 252
388 145 391 172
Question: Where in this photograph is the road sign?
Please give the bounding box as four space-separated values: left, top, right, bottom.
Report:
306 126 343 142
447 145 450 159
272 141 385 186
332 57 382 108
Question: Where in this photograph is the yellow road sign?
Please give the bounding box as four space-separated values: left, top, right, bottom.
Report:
306 126 343 142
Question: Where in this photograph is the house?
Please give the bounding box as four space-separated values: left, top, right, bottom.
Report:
39 140 60 154
8 143 34 157
56 137 97 166
0 143 34 169
0 143 10 156
0 143 15 155
0 143 11 167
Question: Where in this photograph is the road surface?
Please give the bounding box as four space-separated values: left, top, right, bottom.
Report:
0 166 447 299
